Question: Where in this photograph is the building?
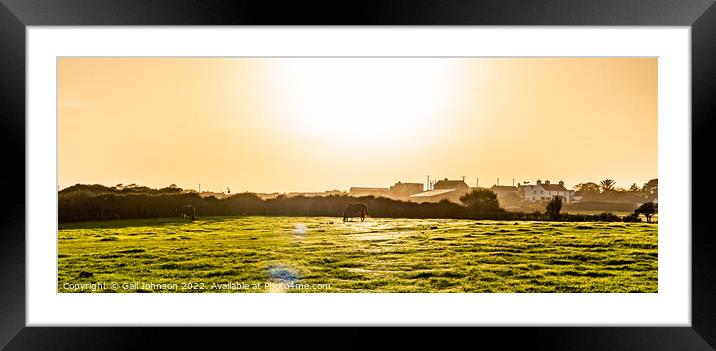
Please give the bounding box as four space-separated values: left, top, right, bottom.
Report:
489 185 521 208
389 181 424 199
490 185 519 197
284 190 345 198
409 189 461 203
409 178 470 203
518 180 576 203
350 181 424 200
349 187 391 198
433 178 470 193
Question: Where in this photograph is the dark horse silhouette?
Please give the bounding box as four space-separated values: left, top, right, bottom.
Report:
343 203 368 222
180 204 195 221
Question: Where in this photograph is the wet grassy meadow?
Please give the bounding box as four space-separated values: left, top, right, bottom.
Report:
58 216 657 293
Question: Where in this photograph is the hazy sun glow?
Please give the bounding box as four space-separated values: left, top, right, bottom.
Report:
270 59 458 147
58 58 657 193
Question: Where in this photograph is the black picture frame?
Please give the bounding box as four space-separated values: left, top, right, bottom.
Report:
1 0 715 349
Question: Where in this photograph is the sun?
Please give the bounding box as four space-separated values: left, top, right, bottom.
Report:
270 58 458 148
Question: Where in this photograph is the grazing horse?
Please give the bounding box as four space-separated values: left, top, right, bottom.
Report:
343 203 368 222
180 205 196 221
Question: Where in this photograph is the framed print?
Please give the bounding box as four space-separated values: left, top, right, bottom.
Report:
2 0 716 349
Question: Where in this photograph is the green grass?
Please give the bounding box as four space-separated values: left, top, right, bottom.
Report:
58 216 657 293
565 210 658 221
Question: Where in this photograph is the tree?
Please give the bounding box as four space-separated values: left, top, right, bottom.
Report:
635 202 657 223
623 212 641 222
629 183 640 192
641 179 658 199
574 182 601 195
545 196 563 220
460 189 502 213
599 179 616 192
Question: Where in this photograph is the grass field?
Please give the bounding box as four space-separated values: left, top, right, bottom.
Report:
58 216 658 293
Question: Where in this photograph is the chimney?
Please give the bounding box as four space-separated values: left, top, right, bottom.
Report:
559 180 564 186
545 180 550 185
536 179 542 185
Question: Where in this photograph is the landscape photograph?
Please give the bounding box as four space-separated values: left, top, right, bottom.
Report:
58 57 658 293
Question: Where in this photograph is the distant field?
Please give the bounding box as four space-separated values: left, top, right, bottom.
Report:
58 216 658 293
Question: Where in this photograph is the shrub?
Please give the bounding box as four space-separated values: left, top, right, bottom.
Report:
546 196 563 220
460 189 503 213
594 212 620 222
623 213 641 222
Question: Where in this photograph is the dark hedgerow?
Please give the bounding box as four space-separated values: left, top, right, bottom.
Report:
59 186 645 224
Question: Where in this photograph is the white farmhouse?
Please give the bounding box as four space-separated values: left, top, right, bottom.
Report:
518 180 576 204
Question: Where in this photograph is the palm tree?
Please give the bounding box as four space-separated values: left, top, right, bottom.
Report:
599 179 616 192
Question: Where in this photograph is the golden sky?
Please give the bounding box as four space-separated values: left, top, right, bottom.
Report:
58 57 657 193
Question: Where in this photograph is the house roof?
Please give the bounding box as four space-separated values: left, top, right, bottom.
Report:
349 187 389 192
391 183 424 192
392 182 423 187
519 183 570 192
410 189 456 197
541 184 568 191
433 180 468 189
491 185 518 191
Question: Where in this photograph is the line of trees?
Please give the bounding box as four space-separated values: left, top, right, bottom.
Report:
573 178 657 202
58 184 656 224
542 193 657 223
58 191 478 223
